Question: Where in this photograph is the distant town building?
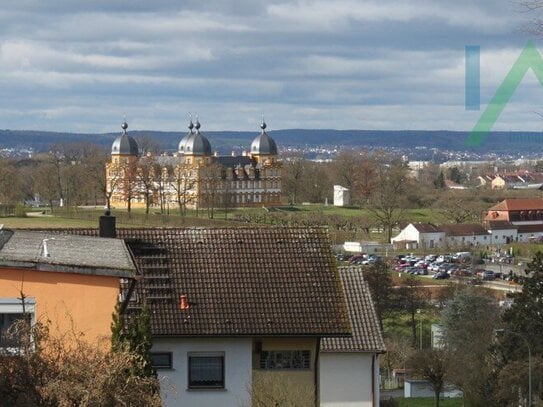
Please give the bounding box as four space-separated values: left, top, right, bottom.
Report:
106 118 282 210
333 185 350 207
484 198 543 225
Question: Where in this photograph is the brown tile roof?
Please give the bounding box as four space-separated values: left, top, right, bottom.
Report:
439 223 489 236
321 267 385 353
489 199 543 211
412 223 442 233
517 224 543 234
485 221 517 230
39 227 351 338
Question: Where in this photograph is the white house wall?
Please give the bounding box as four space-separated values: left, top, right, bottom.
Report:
152 337 252 407
320 352 378 407
418 232 445 249
391 224 420 243
445 234 490 248
489 229 518 245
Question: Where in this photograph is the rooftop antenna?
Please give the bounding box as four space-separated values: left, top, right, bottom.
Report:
188 112 194 133
41 237 54 258
260 114 267 132
121 115 128 135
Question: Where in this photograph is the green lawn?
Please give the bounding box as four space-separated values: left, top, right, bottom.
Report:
396 397 463 407
0 216 99 229
383 310 440 346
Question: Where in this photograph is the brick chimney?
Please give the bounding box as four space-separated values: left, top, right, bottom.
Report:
99 210 116 238
180 294 190 310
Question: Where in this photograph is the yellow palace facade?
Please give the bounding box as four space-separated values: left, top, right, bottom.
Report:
106 119 282 211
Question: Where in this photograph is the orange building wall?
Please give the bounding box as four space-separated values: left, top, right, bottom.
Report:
0 267 120 343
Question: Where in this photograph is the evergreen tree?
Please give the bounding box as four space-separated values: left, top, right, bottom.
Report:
433 171 445 189
502 251 543 357
111 302 127 352
111 303 154 378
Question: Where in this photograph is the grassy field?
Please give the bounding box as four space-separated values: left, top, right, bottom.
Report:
395 397 463 407
0 216 99 229
383 309 441 347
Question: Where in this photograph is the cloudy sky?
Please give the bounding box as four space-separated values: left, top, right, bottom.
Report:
0 0 541 133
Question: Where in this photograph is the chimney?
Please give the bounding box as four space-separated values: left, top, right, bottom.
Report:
99 210 116 238
180 294 190 310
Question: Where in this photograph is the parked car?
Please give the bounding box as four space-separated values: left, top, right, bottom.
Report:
428 262 441 272
349 255 366 265
413 268 428 276
425 254 437 262
433 271 450 280
482 271 495 281
452 251 471 262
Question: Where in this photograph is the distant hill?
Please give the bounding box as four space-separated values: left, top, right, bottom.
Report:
1 128 543 155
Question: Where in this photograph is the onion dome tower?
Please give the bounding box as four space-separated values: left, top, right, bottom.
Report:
250 118 278 162
178 115 212 156
111 121 139 156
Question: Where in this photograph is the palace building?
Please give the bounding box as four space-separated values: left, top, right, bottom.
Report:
106 118 282 211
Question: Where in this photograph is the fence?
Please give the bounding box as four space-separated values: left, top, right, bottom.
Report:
55 208 233 228
0 205 15 217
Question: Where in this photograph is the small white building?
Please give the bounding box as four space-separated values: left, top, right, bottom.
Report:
343 241 391 254
320 267 386 407
404 380 462 399
390 223 445 249
334 185 351 207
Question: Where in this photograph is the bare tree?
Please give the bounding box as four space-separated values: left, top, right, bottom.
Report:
0 320 161 406
34 162 61 210
0 158 22 204
367 159 410 242
282 153 306 204
409 349 451 407
363 260 393 330
331 150 362 194
171 164 197 216
201 162 222 219
395 274 430 347
435 191 486 223
135 157 156 215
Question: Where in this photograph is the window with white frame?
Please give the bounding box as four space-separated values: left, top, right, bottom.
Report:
188 352 225 389
0 298 35 349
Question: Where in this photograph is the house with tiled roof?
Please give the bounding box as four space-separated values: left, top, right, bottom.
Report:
391 223 490 249
390 223 445 249
320 267 385 407
55 222 351 407
484 198 543 225
0 228 136 345
490 172 543 190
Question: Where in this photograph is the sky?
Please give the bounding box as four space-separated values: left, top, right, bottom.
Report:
0 0 542 133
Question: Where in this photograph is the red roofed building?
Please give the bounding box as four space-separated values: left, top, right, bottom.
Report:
484 199 543 225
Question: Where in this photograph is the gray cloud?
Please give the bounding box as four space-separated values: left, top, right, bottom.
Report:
0 0 539 133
